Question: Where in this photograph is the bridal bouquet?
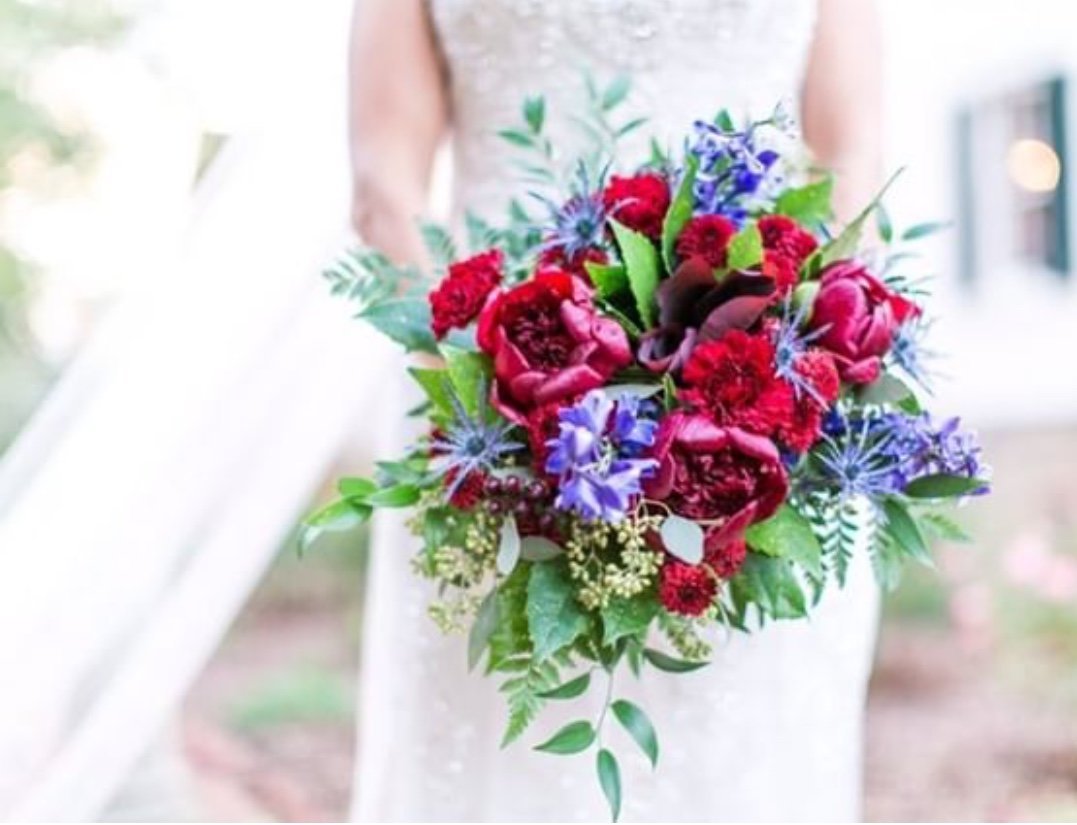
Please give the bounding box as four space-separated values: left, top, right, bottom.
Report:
308 81 989 819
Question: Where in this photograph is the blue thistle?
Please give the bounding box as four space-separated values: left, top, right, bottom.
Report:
771 299 830 404
430 385 522 499
535 163 610 261
814 414 905 501
546 390 658 522
888 318 938 392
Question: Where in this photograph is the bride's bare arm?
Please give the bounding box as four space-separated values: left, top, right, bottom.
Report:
349 0 448 266
801 0 883 223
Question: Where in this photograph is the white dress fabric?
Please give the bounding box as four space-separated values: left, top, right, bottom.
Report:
353 1 882 821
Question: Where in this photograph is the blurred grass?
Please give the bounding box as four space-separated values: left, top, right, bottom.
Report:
227 665 353 732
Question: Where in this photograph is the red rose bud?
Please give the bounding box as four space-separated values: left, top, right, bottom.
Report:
602 172 671 239
644 412 789 555
808 260 921 384
428 249 504 340
477 270 631 424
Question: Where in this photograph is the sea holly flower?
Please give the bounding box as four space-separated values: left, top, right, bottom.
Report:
888 317 937 391
813 415 905 501
535 163 611 271
430 387 522 500
545 390 659 522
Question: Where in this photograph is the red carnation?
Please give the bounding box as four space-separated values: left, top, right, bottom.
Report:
428 249 503 340
538 245 609 281
477 270 632 424
444 468 486 509
777 350 841 453
602 173 671 239
659 560 717 616
674 214 737 269
705 537 748 579
680 330 794 437
758 216 818 296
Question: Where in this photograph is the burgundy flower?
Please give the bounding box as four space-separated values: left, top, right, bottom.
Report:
602 173 671 239
674 215 737 269
758 215 818 295
477 270 631 424
705 537 748 579
659 560 717 616
638 257 776 373
776 349 841 453
645 412 789 554
428 249 503 340
538 245 610 282
809 260 922 384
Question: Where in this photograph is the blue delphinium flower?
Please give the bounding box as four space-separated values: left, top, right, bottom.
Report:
535 163 609 261
880 413 990 494
431 386 522 499
546 390 658 522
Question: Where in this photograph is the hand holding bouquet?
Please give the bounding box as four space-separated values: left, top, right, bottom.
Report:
308 81 989 819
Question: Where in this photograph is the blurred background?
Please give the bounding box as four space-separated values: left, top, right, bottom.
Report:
1 0 1076 821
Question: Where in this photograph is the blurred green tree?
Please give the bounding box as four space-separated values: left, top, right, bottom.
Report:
0 0 124 450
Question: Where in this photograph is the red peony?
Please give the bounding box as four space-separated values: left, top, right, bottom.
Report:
674 215 737 269
538 245 609 281
777 350 841 453
758 215 818 297
679 330 794 437
602 173 671 239
645 412 789 554
809 260 921 384
477 270 632 424
428 249 504 340
659 560 717 616
704 537 748 579
444 468 486 509
526 402 563 474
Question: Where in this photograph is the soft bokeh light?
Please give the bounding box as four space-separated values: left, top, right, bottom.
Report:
1006 138 1062 193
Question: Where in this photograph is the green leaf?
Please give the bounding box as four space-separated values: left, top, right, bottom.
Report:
363 483 421 507
409 367 454 418
642 648 708 673
338 477 377 499
610 220 660 328
299 499 370 554
488 565 532 672
585 261 629 299
661 154 699 272
871 531 905 591
497 515 522 576
904 474 987 499
820 169 903 266
732 554 808 620
876 202 894 243
418 221 457 271
726 222 764 270
520 536 564 562
597 749 622 822
660 515 704 565
527 561 590 661
498 128 535 148
744 504 823 578
601 594 659 646
858 373 915 406
602 75 631 111
440 344 491 416
360 298 438 354
611 700 659 768
537 672 591 700
523 96 545 133
715 109 735 132
468 590 498 671
534 720 595 754
881 497 932 565
919 511 972 543
902 220 950 241
775 177 834 228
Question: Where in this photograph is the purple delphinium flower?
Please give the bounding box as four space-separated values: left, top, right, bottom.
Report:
546 390 658 522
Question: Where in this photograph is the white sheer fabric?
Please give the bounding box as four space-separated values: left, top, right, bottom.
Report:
353 1 881 822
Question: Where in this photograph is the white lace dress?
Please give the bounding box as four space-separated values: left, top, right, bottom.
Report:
352 1 881 821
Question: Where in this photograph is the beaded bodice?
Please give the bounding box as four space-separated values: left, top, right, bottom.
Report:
428 0 818 219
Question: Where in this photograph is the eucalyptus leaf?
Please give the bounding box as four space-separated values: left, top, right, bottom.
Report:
611 700 659 767
497 515 522 576
468 590 498 671
610 219 660 328
660 515 704 565
498 128 535 148
642 648 708 673
597 749 622 822
537 672 591 700
602 75 631 111
523 96 545 133
534 720 595 754
902 220 951 241
520 536 564 562
876 202 894 243
820 168 903 266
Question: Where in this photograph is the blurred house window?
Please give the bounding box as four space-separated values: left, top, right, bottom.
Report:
957 76 1070 284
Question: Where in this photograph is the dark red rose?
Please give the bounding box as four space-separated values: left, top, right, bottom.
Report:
704 537 748 579
809 260 921 384
645 412 789 553
525 402 563 474
777 350 841 453
602 173 671 239
674 215 737 269
659 560 717 616
679 330 794 437
428 249 503 340
477 270 632 424
758 216 818 297
538 245 609 281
